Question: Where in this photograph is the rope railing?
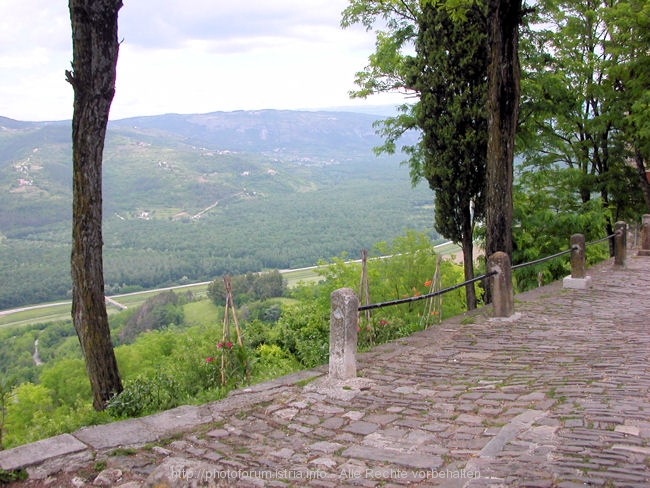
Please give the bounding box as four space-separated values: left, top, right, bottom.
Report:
511 231 618 272
585 231 618 247
511 246 578 271
358 271 497 312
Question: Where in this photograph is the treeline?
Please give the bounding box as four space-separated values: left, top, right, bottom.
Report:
207 270 285 307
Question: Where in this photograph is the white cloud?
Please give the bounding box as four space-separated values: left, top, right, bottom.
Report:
0 0 406 121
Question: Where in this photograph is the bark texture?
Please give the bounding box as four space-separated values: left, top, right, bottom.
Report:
68 0 123 411
460 206 477 310
485 0 522 260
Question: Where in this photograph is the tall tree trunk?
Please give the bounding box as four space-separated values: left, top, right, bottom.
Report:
485 0 521 303
461 206 477 310
67 0 123 411
485 0 521 260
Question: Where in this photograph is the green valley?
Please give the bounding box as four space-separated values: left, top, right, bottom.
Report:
0 109 435 310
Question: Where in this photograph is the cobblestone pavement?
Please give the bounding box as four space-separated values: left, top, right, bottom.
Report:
2 256 649 487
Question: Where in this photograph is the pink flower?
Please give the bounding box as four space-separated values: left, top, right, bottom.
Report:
205 357 213 363
379 319 388 326
217 342 223 349
226 342 233 349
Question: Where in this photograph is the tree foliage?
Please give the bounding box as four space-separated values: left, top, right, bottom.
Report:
342 0 491 309
207 270 286 307
606 0 650 210
409 1 489 308
118 291 186 344
518 0 647 247
512 166 610 289
0 157 434 310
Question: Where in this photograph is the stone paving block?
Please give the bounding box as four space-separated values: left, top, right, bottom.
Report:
320 417 346 430
455 414 484 425
308 441 343 454
139 404 214 436
0 434 88 471
74 418 160 450
342 445 444 470
614 424 640 436
344 421 379 435
611 443 650 455
363 413 399 425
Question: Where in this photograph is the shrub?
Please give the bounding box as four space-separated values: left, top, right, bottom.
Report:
106 371 183 418
276 303 329 368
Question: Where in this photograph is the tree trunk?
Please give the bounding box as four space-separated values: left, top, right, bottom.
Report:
634 147 650 213
461 206 477 310
484 0 521 303
68 0 123 411
485 0 521 260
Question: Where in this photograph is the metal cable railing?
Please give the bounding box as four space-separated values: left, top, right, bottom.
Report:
357 230 620 313
358 271 497 312
511 246 578 271
586 232 618 247
511 231 617 271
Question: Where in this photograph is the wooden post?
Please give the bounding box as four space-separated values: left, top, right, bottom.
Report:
488 252 513 317
221 276 246 385
420 254 443 329
614 221 627 267
358 249 371 324
639 215 650 256
329 288 359 380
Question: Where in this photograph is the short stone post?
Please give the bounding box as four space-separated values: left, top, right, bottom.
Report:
488 252 513 318
639 215 650 257
563 234 592 289
614 221 627 267
329 288 359 380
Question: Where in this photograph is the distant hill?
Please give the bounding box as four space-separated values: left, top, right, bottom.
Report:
0 109 433 309
109 110 391 156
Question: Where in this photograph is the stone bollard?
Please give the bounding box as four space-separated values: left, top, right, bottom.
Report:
488 252 513 318
563 234 592 289
329 288 359 380
639 215 650 257
614 221 627 267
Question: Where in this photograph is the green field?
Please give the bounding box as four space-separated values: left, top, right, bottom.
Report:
0 267 324 329
0 244 463 329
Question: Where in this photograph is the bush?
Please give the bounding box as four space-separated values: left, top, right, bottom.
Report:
106 371 183 418
276 303 329 368
253 344 301 381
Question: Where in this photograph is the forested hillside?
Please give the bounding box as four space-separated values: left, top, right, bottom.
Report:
0 110 434 309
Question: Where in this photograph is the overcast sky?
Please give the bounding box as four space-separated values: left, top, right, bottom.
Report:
0 0 408 122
